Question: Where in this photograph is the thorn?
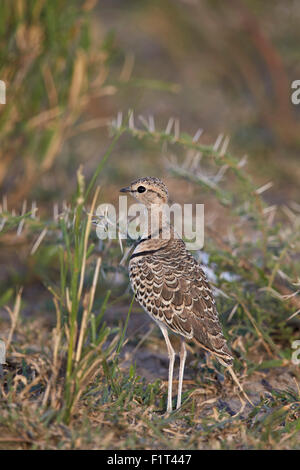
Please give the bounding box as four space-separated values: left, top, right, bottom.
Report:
192 128 203 143
31 228 48 255
174 118 180 141
16 219 25 237
213 134 223 152
117 111 123 129
31 201 38 219
238 155 248 168
255 181 273 195
128 110 135 129
165 117 174 135
220 135 230 156
148 115 155 133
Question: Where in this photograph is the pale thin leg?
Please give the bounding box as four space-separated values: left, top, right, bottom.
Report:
159 324 175 414
176 339 187 410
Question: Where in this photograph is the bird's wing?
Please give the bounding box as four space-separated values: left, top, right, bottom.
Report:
129 238 233 365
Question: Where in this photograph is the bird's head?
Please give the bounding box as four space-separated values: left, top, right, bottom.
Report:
120 177 168 207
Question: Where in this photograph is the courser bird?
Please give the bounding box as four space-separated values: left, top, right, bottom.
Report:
120 176 250 413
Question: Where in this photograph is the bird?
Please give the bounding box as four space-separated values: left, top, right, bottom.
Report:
120 176 249 413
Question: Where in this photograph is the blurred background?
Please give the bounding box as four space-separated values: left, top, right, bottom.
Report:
1 0 300 208
1 0 300 320
1 1 300 448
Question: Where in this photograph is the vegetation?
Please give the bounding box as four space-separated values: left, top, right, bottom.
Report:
0 0 300 450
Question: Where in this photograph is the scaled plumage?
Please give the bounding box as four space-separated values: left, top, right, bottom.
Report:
120 176 235 413
129 237 233 366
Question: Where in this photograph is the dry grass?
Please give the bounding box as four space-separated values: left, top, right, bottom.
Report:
1 0 300 451
1 120 300 449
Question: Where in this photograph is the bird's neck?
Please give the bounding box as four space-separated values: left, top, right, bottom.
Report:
140 203 175 240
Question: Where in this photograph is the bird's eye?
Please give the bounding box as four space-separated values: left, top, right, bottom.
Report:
137 186 146 193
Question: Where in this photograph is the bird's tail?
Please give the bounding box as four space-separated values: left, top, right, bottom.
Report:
215 355 253 407
225 364 254 407
193 338 253 406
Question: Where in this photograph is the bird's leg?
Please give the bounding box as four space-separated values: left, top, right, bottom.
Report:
159 324 175 414
176 339 187 410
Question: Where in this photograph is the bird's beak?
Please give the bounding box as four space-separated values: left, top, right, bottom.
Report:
120 186 131 193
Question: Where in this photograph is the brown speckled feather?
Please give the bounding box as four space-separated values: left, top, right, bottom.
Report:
129 237 233 366
120 177 252 413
